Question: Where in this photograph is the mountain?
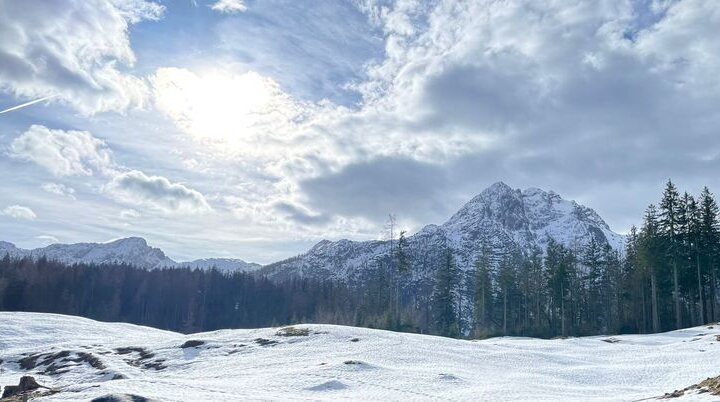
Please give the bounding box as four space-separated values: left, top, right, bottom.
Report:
0 237 260 273
177 258 261 273
0 182 623 280
261 182 625 283
1 312 718 401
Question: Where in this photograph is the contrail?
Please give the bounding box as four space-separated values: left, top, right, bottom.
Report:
0 94 58 115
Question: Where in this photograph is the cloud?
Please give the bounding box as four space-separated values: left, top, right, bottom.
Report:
119 209 141 220
9 125 113 176
0 0 164 114
273 201 331 226
104 170 211 214
35 235 59 245
41 183 77 199
211 0 247 13
1 205 37 220
299 157 451 225
9 124 212 216
283 0 720 231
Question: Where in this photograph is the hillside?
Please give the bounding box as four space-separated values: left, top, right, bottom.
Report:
1 312 718 401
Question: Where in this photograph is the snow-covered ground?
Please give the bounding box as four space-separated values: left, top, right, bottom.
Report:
1 312 719 401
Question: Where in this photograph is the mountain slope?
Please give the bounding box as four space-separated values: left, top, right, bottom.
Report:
0 237 260 272
0 312 717 401
262 182 625 283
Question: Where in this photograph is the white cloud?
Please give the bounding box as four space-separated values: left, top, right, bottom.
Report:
35 235 59 245
41 183 77 199
0 0 164 114
9 125 113 176
1 205 37 220
10 124 212 216
104 170 211 214
211 0 247 14
120 209 141 219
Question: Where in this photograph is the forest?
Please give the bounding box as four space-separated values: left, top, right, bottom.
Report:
1 180 719 339
422 180 720 338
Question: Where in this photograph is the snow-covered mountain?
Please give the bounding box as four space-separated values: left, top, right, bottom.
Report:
177 258 261 273
0 237 260 273
262 182 626 283
1 312 718 401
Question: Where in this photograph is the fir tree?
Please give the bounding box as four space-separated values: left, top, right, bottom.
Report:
472 241 493 335
432 248 459 337
659 179 682 329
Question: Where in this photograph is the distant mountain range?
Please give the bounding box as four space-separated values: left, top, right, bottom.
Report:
0 182 625 279
0 237 261 273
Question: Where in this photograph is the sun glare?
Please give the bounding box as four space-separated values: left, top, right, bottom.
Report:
153 68 291 143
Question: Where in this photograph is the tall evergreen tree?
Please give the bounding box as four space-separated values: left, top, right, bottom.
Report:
472 241 493 335
640 204 662 332
699 187 719 321
497 255 517 335
659 179 682 329
432 248 459 337
686 194 704 324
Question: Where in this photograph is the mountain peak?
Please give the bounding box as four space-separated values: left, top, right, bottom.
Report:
105 237 148 248
483 181 514 194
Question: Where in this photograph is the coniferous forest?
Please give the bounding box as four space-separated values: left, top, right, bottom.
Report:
1 180 720 339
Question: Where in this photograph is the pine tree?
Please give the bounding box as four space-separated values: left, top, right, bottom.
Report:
582 236 603 329
622 226 644 332
393 230 410 326
602 243 621 333
472 241 493 335
639 204 661 332
497 255 516 335
686 194 704 324
699 187 719 321
659 179 682 329
527 246 545 334
546 239 575 336
432 248 459 337
396 230 410 273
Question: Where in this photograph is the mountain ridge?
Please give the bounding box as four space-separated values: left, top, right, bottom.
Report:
0 237 261 273
0 182 624 277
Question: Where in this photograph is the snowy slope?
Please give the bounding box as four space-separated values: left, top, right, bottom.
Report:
0 237 260 273
0 312 718 401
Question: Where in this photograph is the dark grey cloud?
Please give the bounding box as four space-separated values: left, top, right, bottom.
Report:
273 201 331 226
300 157 453 225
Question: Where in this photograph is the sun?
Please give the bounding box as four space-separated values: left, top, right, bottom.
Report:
153 67 295 144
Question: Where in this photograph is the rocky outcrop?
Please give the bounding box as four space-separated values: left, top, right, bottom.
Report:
1 376 43 399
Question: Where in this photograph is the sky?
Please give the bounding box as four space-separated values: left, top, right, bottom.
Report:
2 0 720 264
